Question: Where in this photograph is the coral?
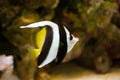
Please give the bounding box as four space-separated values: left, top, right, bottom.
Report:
0 0 120 79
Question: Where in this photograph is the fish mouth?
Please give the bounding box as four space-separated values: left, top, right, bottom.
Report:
75 37 79 42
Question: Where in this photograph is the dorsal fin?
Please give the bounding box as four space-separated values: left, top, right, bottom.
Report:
20 21 58 29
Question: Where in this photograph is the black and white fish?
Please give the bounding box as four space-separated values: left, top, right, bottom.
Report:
20 21 79 68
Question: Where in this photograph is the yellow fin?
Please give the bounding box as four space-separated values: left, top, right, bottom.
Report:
35 27 46 52
31 49 40 59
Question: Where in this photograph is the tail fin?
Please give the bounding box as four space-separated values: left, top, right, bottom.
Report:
31 49 40 59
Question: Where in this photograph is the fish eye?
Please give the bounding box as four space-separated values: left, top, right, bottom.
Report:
70 34 73 40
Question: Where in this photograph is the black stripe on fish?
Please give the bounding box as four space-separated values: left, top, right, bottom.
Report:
57 24 67 64
37 26 53 66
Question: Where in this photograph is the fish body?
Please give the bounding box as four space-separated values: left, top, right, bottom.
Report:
20 21 79 68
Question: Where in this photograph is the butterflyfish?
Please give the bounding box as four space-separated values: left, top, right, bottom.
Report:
20 21 79 68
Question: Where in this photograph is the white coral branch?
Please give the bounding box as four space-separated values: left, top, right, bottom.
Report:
0 55 13 71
